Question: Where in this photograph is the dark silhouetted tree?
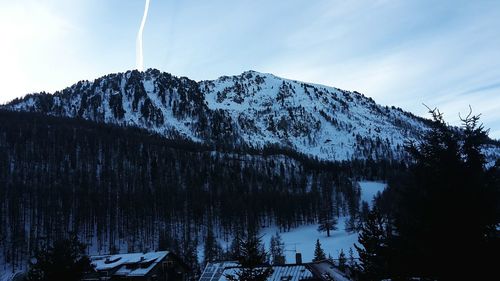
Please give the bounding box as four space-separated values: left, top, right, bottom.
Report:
354 208 389 281
203 226 223 265
385 108 498 279
26 236 92 281
317 207 337 237
225 232 273 281
348 247 356 268
337 249 347 272
313 239 326 262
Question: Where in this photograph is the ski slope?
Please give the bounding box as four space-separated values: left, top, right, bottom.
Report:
260 181 387 263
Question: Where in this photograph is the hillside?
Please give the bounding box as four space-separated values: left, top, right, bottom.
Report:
0 110 384 272
4 69 433 161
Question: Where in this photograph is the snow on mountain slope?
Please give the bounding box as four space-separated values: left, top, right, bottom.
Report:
201 70 429 160
259 181 387 263
2 69 440 161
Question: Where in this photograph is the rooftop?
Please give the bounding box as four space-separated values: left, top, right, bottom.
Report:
200 260 351 281
90 251 169 277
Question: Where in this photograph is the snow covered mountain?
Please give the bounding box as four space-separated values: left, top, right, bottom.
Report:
2 69 441 161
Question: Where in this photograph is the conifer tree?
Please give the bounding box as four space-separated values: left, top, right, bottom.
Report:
348 247 356 268
26 236 92 281
203 227 223 265
344 215 358 233
338 249 347 271
359 201 370 225
354 208 389 281
389 108 498 279
317 207 337 237
317 179 337 237
269 232 285 264
228 231 243 260
225 232 273 281
182 230 200 280
313 239 326 262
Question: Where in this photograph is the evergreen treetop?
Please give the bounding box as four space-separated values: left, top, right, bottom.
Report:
313 239 327 262
225 232 273 281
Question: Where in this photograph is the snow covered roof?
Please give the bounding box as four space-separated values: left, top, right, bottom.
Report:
307 261 351 281
200 261 238 281
200 260 352 281
90 251 169 276
223 265 314 281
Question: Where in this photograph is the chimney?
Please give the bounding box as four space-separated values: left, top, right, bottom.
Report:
295 252 302 264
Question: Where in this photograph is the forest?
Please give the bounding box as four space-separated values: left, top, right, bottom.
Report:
0 110 403 273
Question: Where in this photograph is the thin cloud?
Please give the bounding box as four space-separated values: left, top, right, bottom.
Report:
456 82 500 97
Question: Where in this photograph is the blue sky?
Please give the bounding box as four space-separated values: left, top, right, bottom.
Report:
1 0 499 138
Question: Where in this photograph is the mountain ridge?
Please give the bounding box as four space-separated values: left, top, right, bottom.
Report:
3 68 496 162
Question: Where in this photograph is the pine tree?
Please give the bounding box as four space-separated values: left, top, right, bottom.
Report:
347 247 356 268
359 201 370 225
344 215 358 233
228 231 242 260
312 239 326 262
269 232 285 264
225 232 273 281
389 108 498 279
203 227 222 265
182 230 200 280
337 249 347 272
317 207 337 237
317 184 338 237
354 208 389 281
26 236 92 281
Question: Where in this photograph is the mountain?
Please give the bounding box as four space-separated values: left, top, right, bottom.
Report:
4 69 434 162
1 69 499 275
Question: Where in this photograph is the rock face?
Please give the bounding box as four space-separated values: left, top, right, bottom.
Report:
5 68 433 161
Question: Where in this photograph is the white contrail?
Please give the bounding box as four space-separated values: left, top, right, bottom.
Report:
136 0 151 71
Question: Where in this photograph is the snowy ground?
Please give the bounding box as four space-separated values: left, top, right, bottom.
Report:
260 181 387 263
260 217 358 262
359 181 386 207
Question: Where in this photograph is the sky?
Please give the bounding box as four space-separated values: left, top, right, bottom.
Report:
0 0 499 138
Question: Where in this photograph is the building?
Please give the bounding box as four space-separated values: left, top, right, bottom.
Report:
199 259 352 281
82 251 189 281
